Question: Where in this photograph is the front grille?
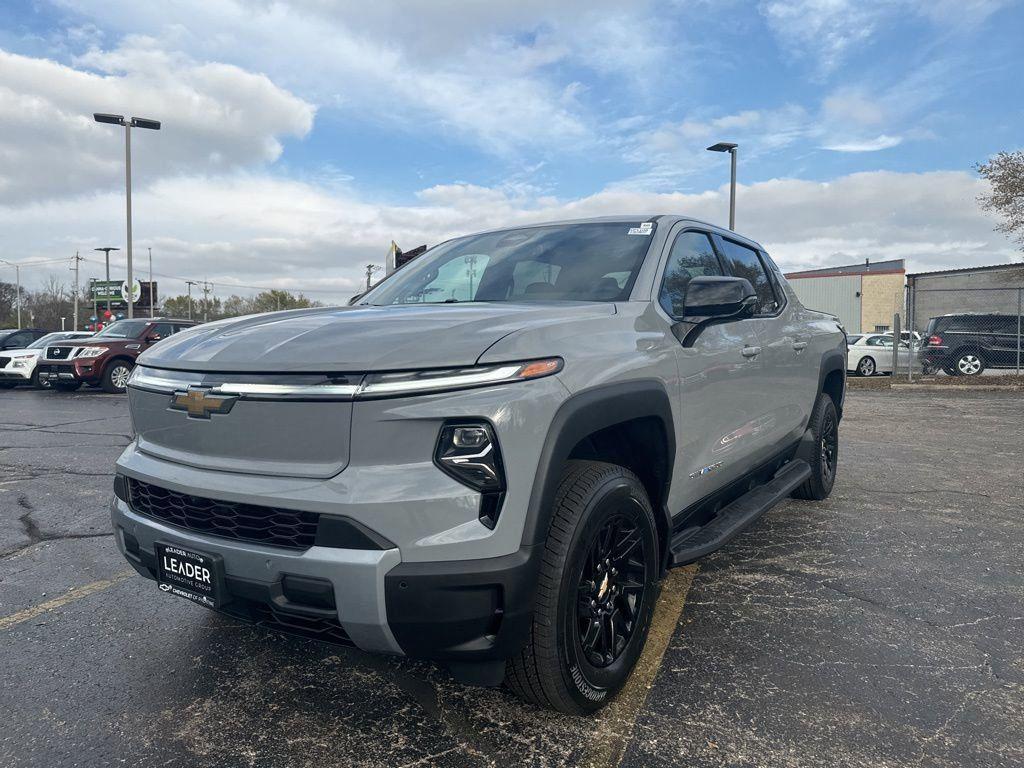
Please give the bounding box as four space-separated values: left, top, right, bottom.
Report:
47 347 71 360
127 478 319 550
242 601 353 646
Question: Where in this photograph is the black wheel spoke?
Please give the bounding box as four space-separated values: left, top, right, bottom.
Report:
573 511 649 669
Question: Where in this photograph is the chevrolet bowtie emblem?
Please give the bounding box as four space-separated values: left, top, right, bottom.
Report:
169 388 238 419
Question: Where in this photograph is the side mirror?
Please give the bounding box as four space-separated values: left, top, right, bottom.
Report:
145 333 162 343
671 276 757 347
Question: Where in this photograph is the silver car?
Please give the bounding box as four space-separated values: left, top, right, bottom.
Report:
112 216 846 713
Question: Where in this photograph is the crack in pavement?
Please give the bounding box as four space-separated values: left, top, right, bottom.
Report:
2 494 113 561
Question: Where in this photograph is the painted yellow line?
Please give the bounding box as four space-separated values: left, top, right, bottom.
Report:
585 564 699 768
0 570 133 632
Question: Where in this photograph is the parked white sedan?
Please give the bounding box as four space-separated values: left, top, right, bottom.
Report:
847 333 920 376
0 331 94 389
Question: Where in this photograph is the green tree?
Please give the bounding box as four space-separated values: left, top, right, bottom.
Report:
976 151 1024 251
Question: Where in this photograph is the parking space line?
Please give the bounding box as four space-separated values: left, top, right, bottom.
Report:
0 570 133 632
585 564 698 768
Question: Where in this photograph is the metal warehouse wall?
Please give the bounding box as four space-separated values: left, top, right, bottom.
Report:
909 265 1024 332
788 274 862 333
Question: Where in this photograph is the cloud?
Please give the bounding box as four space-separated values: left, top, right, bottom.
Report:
50 0 666 156
823 134 903 152
758 0 1014 75
1 169 1013 304
0 44 314 203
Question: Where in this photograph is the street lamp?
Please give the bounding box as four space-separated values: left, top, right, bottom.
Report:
94 113 161 319
706 142 738 230
0 259 21 328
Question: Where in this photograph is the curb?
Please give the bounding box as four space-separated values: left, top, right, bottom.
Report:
889 384 1023 392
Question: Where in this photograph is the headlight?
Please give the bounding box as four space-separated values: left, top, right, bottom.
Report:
359 358 562 398
435 421 505 527
75 347 107 359
12 359 30 368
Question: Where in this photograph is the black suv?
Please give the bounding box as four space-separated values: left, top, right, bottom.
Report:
0 328 49 351
918 313 1022 376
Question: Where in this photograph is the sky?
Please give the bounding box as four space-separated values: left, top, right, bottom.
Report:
0 0 1022 303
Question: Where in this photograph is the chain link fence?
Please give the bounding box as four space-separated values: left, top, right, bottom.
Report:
893 285 1023 382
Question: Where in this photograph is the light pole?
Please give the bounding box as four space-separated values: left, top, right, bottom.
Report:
0 259 21 328
94 246 119 324
706 142 738 230
148 247 154 318
93 113 161 319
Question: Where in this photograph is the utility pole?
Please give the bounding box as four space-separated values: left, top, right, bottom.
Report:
71 251 84 331
365 264 381 291
0 259 22 328
202 282 211 323
186 280 197 320
148 247 154 318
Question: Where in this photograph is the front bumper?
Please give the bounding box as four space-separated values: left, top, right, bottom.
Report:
112 493 541 663
37 359 102 384
0 366 31 381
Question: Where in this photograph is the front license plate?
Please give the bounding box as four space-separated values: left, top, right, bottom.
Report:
156 543 222 608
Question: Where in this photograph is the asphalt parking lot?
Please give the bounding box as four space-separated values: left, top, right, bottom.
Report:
1 387 1022 768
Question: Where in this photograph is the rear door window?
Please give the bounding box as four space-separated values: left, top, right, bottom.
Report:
717 238 779 315
148 323 175 339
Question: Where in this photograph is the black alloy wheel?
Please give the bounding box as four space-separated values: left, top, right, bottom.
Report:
575 514 648 668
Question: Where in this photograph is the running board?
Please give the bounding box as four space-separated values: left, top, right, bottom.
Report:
669 459 811 567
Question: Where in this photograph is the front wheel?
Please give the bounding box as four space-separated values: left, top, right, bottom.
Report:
792 393 839 501
855 356 876 376
505 460 660 715
102 361 133 393
31 369 50 389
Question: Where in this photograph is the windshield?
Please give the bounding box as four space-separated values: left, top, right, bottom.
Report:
364 222 657 305
94 320 149 339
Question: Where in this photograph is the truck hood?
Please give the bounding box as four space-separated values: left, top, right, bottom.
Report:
139 302 616 373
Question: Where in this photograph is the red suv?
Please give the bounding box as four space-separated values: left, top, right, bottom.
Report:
37 318 197 393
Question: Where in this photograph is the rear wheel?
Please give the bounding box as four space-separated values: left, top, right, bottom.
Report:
792 393 839 501
505 460 660 714
954 351 985 376
855 356 876 376
102 361 133 393
53 381 82 392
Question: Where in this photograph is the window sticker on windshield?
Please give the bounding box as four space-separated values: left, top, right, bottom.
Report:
628 222 653 236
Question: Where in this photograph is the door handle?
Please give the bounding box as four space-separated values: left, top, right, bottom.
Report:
741 346 761 358
792 341 808 351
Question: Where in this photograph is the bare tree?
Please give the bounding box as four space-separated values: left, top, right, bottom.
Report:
976 151 1024 252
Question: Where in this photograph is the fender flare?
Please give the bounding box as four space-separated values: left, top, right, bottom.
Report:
817 347 847 417
520 379 675 548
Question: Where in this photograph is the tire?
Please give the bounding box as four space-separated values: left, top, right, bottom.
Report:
855 356 876 376
792 393 839 501
31 369 50 389
954 351 985 377
102 361 133 393
53 381 82 392
505 460 660 715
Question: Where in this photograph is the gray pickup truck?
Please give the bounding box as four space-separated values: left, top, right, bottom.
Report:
112 216 846 714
